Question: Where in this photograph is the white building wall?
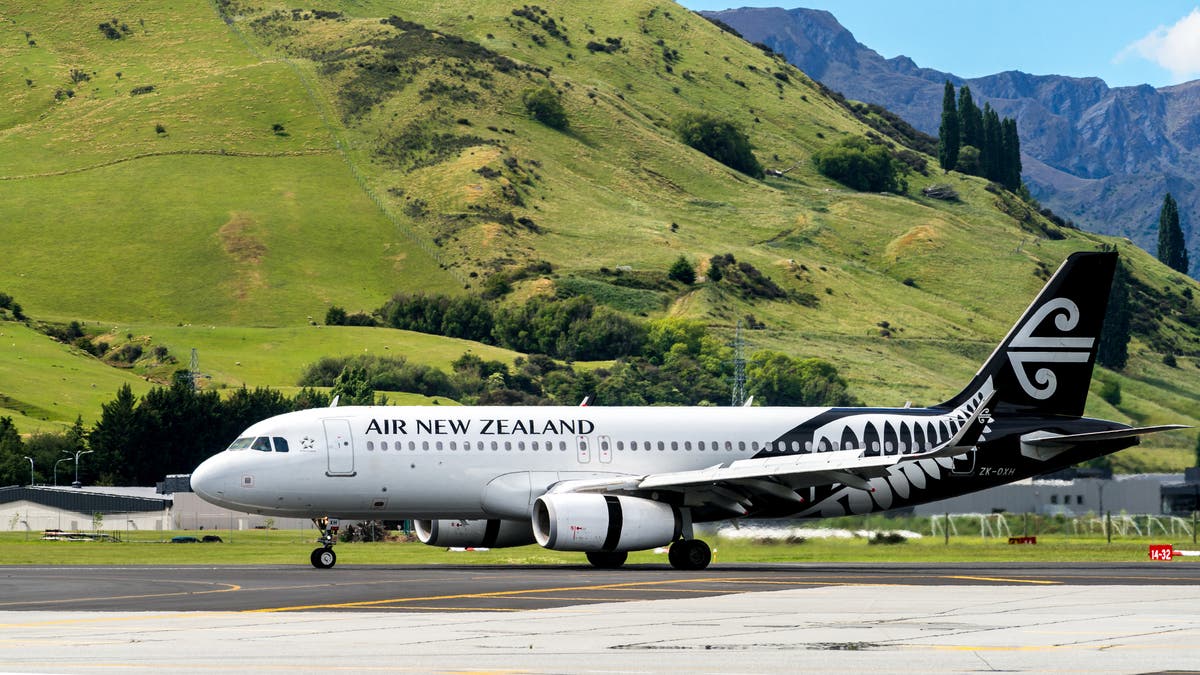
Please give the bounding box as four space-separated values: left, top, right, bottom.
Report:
3 500 167 532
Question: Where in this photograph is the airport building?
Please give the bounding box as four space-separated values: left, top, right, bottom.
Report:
1 476 311 534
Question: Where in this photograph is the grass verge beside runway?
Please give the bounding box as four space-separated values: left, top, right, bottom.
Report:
0 530 1194 565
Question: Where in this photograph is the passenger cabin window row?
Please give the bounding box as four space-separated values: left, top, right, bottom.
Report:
227 436 289 453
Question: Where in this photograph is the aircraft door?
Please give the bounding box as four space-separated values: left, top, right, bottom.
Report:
324 419 356 476
598 435 612 463
576 435 591 463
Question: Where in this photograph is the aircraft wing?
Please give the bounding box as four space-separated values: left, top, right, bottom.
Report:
547 448 940 516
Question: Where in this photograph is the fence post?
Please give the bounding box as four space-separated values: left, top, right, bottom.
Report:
944 512 949 545
1193 510 1197 545
1105 511 1112 544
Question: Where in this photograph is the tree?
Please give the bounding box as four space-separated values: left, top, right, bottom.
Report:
937 81 960 172
1001 117 1022 191
324 306 347 326
1158 193 1190 274
957 85 983 150
1097 261 1130 370
675 112 764 178
89 384 140 483
812 135 904 193
981 103 1002 182
668 256 696 285
331 365 377 406
0 417 28 485
522 86 568 130
746 352 859 406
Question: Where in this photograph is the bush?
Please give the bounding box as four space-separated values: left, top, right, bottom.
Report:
522 86 568 130
812 136 904 193
675 112 763 178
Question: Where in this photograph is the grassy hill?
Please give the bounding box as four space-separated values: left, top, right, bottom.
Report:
1 0 1198 470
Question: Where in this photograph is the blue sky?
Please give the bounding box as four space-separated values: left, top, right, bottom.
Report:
679 1 1200 88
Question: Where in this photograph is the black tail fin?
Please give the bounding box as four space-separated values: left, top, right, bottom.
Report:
938 251 1117 417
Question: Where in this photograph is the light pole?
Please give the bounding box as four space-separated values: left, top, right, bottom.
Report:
71 450 93 488
23 456 34 486
54 457 72 487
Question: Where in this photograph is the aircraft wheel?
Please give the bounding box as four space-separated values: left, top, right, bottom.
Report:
586 551 628 569
311 547 336 569
669 539 711 571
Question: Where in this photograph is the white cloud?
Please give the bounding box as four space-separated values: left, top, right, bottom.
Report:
1116 8 1200 81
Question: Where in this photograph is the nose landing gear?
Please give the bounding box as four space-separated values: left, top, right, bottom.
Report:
310 517 339 569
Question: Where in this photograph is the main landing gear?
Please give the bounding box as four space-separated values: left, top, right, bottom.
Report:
583 539 712 570
668 538 711 571
310 517 339 569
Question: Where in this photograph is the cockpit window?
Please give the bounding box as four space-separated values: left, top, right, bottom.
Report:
273 437 289 453
251 437 272 452
227 437 254 451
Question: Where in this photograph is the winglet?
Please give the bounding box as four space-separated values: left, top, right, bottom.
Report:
579 396 590 407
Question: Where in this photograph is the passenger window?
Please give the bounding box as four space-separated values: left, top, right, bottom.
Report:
657 441 665 451
697 441 705 451
422 441 429 451
491 441 499 451
518 441 526 451
381 441 388 451
601 439 610 450
449 441 456 451
366 441 375 451
617 441 624 450
804 441 813 452
505 441 512 451
436 441 444 451
738 441 745 451
629 441 638 450
559 441 567 451
251 437 271 452
409 441 416 451
751 441 759 451
671 441 679 451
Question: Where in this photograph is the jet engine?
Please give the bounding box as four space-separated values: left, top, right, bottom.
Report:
415 519 535 548
532 493 681 552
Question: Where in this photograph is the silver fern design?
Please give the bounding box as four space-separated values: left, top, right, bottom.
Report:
796 384 995 517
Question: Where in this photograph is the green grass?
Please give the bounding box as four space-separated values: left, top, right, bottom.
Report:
0 529 1192 566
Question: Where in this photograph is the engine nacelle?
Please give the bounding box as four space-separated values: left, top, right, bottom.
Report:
415 519 535 548
532 493 681 552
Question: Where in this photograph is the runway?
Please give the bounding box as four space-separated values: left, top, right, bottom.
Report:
3 562 1200 612
2 563 1200 673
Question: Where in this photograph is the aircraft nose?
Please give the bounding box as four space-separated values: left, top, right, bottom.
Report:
190 454 229 502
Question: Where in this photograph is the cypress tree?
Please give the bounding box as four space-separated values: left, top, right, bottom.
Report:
1097 260 1130 370
1157 193 1190 274
937 81 960 172
1001 117 1022 191
981 104 1002 182
957 85 982 150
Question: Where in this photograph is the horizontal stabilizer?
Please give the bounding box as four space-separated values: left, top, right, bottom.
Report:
1022 424 1189 447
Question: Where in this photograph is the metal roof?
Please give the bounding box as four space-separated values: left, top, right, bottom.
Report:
0 485 171 514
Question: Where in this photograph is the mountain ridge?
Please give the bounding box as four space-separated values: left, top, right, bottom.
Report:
706 6 1200 277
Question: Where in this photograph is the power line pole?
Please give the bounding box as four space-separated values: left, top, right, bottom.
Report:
730 320 746 407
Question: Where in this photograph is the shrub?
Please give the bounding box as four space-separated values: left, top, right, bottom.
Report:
324 306 347 325
812 136 904 193
522 86 568 130
675 112 763 178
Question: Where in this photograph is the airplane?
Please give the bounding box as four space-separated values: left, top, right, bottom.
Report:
190 251 1185 570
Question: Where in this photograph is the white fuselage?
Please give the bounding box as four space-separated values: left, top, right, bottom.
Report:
190 405 835 520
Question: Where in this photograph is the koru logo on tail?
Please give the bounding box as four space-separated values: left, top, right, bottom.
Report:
1007 298 1094 400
